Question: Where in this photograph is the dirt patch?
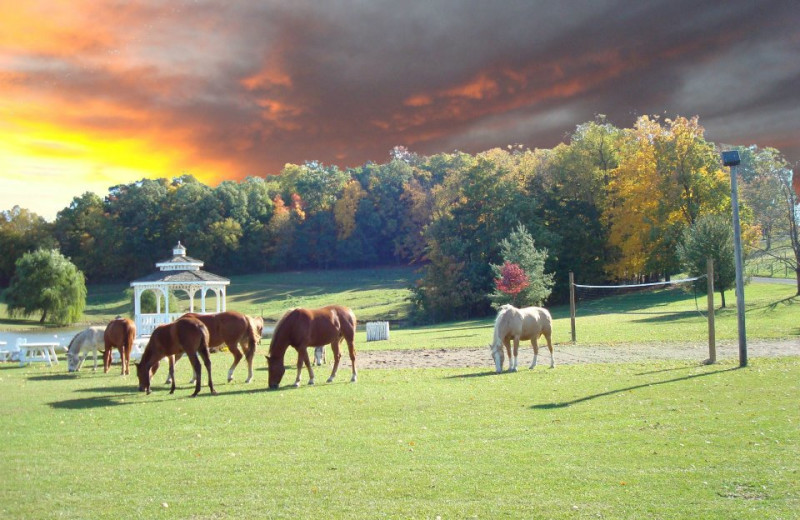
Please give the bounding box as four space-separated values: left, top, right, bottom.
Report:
348 339 800 370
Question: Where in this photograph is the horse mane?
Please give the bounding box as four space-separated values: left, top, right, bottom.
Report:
268 308 296 356
492 304 517 349
66 329 86 354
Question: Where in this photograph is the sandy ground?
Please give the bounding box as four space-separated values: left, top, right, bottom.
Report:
346 338 800 370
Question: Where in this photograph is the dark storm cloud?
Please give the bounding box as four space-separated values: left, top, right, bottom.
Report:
5 0 799 182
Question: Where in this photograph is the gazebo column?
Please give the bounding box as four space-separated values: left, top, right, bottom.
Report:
156 291 162 314
221 287 226 311
188 287 199 312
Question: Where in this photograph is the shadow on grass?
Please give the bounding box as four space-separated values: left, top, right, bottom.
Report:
48 385 271 409
530 366 740 409
444 370 502 379
26 374 78 381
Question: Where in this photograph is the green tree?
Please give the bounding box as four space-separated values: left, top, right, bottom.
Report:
4 249 87 324
677 215 736 308
489 224 554 309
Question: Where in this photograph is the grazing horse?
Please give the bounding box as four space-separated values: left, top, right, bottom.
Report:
104 317 136 375
267 305 357 389
168 311 259 384
136 316 216 396
489 304 554 373
66 326 105 372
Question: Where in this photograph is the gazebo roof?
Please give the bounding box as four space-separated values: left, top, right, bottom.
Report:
131 269 230 285
130 242 230 286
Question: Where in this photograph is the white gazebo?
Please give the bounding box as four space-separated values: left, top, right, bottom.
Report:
130 242 230 336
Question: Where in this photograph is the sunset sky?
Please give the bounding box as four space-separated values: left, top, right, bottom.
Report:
2 0 799 221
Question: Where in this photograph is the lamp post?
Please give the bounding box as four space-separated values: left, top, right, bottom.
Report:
722 150 747 367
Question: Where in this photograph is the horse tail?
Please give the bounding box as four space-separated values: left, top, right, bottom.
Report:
246 317 259 359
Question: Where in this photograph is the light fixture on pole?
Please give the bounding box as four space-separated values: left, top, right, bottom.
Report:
721 150 747 367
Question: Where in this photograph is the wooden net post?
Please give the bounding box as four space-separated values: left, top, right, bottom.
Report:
569 271 576 343
706 258 716 365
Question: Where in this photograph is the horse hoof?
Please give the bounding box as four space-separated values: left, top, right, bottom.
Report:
327 377 334 383
211 390 218 396
227 377 233 383
293 381 301 388
308 380 315 386
350 376 357 383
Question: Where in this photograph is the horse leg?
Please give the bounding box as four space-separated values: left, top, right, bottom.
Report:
502 338 511 371
198 346 217 395
293 346 309 387
242 337 255 384
186 351 204 397
346 335 357 383
314 346 325 366
511 336 520 372
168 356 176 394
529 337 540 369
303 348 316 385
227 342 242 383
91 348 98 371
122 344 132 376
545 331 555 368
102 346 112 373
327 340 342 383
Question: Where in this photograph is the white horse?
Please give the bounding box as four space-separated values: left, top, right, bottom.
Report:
66 326 106 372
489 304 554 373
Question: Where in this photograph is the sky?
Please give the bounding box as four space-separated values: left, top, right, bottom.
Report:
1 0 799 221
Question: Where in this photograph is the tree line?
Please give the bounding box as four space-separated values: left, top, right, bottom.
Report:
1 115 798 323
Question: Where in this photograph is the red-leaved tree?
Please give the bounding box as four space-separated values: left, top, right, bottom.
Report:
494 261 530 306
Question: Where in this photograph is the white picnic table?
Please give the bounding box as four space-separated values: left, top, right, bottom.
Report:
18 342 64 367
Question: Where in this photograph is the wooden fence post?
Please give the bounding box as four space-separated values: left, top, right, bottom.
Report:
705 258 716 365
569 271 576 343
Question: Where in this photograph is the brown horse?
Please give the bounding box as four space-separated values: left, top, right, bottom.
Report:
267 305 357 389
103 317 136 375
168 311 259 384
136 316 216 396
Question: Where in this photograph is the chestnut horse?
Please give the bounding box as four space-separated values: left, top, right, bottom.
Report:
489 304 554 373
136 316 216 396
103 317 136 375
168 311 259 384
267 305 357 389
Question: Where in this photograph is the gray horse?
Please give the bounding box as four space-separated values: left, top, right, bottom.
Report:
66 326 105 372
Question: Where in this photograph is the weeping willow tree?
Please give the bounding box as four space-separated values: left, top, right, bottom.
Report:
4 249 86 325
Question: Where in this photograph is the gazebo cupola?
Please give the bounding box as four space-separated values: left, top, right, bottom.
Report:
130 242 230 336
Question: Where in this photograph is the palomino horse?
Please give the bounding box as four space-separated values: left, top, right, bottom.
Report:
267 305 357 389
489 304 554 373
168 311 259 384
104 317 136 375
66 326 105 372
136 316 216 396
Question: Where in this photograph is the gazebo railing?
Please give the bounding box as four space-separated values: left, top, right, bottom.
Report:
136 313 184 337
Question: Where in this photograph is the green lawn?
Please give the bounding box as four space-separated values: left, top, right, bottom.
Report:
1 356 797 519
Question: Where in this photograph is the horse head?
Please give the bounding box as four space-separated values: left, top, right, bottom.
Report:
488 341 504 373
266 355 285 390
136 359 159 394
67 352 80 372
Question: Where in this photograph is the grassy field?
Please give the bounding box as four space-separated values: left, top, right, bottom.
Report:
2 265 797 352
0 266 417 332
1 356 797 519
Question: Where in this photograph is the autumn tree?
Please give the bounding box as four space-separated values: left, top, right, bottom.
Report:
605 116 729 280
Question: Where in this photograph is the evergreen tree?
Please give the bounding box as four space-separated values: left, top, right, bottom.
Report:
489 224 554 309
